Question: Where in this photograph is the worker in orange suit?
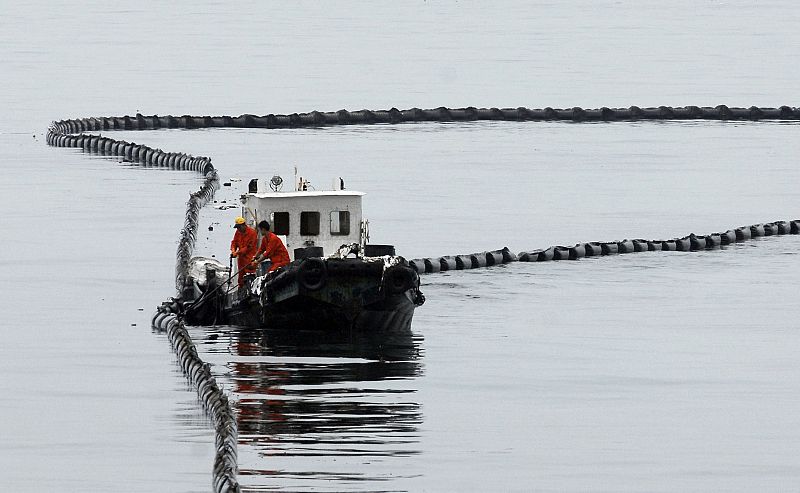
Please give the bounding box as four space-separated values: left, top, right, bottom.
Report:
230 216 258 287
254 220 290 273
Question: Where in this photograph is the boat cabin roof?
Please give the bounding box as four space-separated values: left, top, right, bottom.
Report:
249 190 365 199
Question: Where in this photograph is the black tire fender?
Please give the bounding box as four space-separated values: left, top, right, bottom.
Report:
297 258 327 291
384 266 416 295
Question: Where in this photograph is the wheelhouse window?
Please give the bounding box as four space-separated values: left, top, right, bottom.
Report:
300 211 320 235
271 212 290 235
330 210 350 235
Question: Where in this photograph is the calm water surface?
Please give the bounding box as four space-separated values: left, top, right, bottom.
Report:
1 1 799 491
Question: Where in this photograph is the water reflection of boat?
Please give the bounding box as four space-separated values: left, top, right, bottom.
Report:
215 326 424 489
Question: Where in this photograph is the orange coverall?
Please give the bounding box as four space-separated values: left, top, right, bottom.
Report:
257 232 291 272
231 225 258 286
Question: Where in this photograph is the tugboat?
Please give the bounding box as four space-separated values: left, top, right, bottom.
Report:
182 175 424 332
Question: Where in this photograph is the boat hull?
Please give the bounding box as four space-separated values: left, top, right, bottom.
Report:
224 288 417 333
190 256 423 333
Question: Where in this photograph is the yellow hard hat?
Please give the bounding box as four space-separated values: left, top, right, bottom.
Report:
234 216 246 225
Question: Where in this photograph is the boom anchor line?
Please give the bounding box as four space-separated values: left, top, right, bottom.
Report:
47 105 800 492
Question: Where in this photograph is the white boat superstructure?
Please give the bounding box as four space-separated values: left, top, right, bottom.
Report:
240 176 367 260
